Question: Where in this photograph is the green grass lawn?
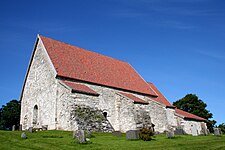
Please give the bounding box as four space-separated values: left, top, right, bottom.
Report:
0 130 225 150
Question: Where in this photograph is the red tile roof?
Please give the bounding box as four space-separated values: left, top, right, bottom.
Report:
119 92 148 104
147 83 206 121
175 108 207 121
147 82 175 108
39 35 157 96
62 80 99 96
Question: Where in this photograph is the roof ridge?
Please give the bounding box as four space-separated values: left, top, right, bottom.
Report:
146 82 158 97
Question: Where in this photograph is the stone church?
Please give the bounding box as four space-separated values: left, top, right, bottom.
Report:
20 35 207 135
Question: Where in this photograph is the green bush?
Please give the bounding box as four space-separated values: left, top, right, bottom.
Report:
139 128 154 141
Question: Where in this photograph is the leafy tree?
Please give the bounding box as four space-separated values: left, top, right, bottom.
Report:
0 100 21 130
173 94 216 132
218 123 225 134
0 108 3 129
207 120 217 133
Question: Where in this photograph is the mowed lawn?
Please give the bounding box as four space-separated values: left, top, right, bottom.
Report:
0 130 225 150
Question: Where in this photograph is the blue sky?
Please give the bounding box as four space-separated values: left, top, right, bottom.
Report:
0 0 224 124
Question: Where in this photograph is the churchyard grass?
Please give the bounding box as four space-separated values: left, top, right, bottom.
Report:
0 130 225 150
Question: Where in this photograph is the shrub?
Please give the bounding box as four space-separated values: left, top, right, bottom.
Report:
139 128 154 141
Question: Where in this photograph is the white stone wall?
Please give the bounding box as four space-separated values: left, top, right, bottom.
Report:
116 95 138 132
145 101 168 132
182 120 202 135
166 108 177 128
175 115 207 135
20 39 57 130
55 82 74 130
55 80 169 133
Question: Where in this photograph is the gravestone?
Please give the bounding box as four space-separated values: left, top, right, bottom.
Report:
126 130 139 140
28 127 33 133
166 131 174 138
166 127 174 138
21 132 27 139
42 125 48 130
19 124 22 131
12 125 15 131
112 131 122 137
73 130 76 139
191 125 198 136
214 128 221 136
74 130 86 143
174 128 185 135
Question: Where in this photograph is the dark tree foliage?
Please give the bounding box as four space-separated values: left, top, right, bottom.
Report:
0 100 21 130
139 128 154 141
173 94 216 133
207 120 217 133
0 108 3 129
218 123 225 134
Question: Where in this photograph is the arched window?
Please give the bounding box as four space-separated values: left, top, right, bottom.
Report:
33 105 38 124
103 112 107 118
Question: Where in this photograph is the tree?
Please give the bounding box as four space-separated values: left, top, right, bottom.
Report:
0 107 3 129
0 100 21 130
218 123 225 134
173 94 216 133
